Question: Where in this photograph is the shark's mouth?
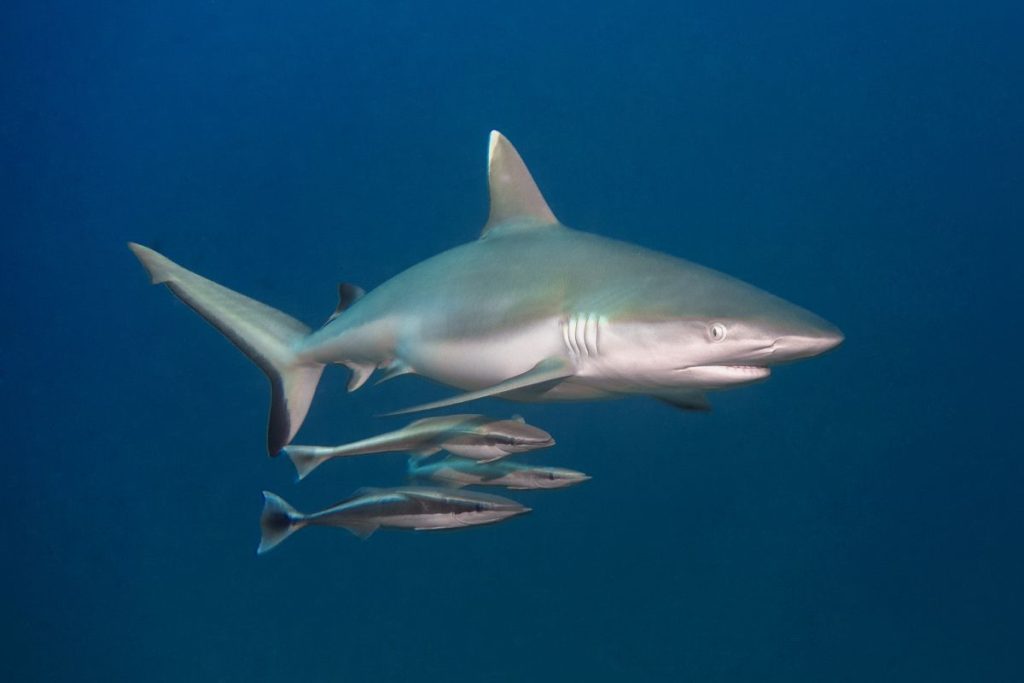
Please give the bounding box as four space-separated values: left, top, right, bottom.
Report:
674 364 772 386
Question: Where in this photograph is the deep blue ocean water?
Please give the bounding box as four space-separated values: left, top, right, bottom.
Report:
4 1 1023 680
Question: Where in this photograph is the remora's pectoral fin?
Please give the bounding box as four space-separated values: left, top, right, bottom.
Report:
341 520 379 540
481 131 559 238
655 390 712 412
382 356 575 416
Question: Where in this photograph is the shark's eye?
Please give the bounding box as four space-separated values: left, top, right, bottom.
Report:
709 322 728 342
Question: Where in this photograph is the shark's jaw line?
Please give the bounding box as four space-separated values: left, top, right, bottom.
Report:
672 364 772 387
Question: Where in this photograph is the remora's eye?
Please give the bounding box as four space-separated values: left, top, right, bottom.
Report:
709 322 728 342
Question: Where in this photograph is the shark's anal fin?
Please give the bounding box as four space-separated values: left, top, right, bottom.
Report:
655 390 712 412
344 362 375 392
383 356 575 416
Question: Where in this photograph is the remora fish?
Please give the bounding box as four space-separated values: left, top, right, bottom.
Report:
284 414 555 480
129 131 843 455
257 487 530 553
408 456 591 490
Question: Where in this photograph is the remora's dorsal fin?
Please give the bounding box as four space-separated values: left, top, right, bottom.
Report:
481 131 558 237
325 283 365 323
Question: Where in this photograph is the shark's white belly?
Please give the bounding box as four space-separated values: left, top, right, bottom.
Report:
394 314 665 402
397 318 565 390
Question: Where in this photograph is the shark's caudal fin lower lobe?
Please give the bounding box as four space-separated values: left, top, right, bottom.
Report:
128 243 325 455
258 491 305 554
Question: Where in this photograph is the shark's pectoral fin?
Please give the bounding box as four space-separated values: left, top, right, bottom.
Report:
382 356 575 416
654 390 712 412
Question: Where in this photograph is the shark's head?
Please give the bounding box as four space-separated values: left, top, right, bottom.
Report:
600 267 843 390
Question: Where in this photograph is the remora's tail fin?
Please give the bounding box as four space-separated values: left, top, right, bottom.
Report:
282 445 329 481
128 243 325 455
258 491 305 554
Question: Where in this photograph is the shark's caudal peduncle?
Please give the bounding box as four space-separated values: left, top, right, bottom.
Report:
129 131 843 455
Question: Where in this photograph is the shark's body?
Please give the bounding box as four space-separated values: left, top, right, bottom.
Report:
130 132 843 455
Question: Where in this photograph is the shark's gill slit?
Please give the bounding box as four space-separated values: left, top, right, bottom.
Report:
574 313 588 358
584 313 598 357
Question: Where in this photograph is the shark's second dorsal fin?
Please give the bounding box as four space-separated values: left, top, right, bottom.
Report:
481 131 558 238
326 283 365 324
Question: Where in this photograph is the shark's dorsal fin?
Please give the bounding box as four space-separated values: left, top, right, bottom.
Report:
481 131 558 238
326 283 365 323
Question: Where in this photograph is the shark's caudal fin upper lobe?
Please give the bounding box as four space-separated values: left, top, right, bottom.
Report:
128 243 325 455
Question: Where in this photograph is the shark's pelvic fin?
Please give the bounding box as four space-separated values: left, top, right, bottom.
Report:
325 282 365 324
374 358 414 385
655 390 712 412
481 131 559 238
383 356 575 416
128 243 325 456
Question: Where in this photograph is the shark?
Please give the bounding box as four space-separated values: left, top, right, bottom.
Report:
129 131 843 456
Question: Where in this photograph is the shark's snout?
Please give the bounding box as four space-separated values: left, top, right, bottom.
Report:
771 322 844 363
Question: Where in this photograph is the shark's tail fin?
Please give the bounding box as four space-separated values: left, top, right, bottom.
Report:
258 491 306 554
282 445 329 481
129 243 325 455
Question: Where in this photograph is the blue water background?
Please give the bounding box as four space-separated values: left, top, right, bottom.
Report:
4 1 1022 680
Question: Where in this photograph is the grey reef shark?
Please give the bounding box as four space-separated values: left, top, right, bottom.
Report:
129 131 843 456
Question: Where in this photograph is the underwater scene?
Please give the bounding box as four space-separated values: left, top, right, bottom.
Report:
4 1 1022 681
